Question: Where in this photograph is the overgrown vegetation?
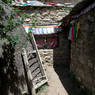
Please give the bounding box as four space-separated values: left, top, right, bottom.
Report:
30 13 38 25
0 0 39 51
36 84 47 94
0 4 31 50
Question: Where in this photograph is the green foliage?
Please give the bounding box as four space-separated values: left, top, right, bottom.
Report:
30 13 38 25
0 1 38 51
20 13 29 24
0 10 23 50
36 84 47 94
26 32 31 41
0 6 4 13
0 3 31 50
7 0 12 4
7 35 19 49
6 0 14 4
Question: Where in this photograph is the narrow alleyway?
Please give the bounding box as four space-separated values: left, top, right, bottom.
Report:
37 64 87 95
0 0 95 95
54 64 81 95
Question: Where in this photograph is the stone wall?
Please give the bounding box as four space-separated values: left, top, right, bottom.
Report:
39 32 70 65
39 32 70 66
40 0 82 4
39 49 53 65
50 0 82 4
70 8 95 93
18 7 70 66
19 7 70 25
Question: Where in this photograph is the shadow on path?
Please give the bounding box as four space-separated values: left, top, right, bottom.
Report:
53 64 86 95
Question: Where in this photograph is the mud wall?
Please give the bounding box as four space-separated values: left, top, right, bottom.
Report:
70 8 95 93
53 32 70 65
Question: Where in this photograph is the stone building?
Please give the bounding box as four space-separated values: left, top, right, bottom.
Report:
62 0 95 93
20 5 72 66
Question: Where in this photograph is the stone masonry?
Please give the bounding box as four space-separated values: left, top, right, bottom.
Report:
18 7 70 25
18 7 71 66
40 0 82 4
39 32 70 66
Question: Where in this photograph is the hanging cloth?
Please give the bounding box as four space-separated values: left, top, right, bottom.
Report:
74 25 77 41
76 22 80 39
71 26 74 42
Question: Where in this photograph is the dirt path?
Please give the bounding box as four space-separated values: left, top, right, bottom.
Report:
37 64 84 95
47 66 69 95
37 65 68 95
53 64 81 95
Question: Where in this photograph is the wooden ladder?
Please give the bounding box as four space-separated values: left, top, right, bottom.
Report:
21 32 48 94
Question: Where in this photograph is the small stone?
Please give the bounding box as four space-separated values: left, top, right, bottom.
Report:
43 18 50 21
25 18 31 22
57 12 64 15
